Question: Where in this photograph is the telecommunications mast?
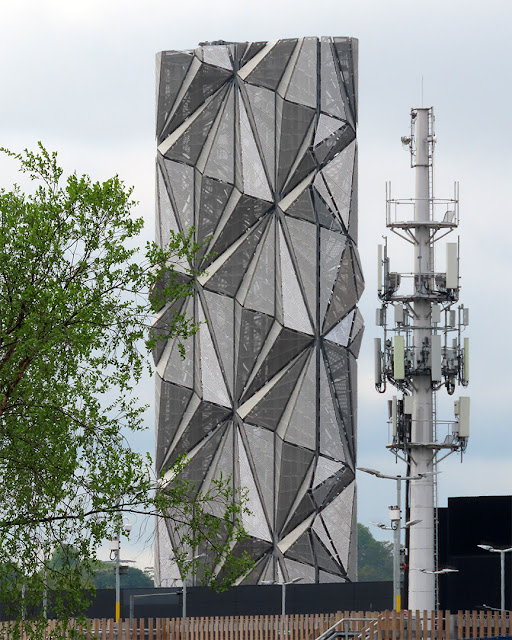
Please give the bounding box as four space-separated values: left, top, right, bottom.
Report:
375 108 470 611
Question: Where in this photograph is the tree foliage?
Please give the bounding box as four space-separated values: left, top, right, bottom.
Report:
357 523 393 582
0 145 252 635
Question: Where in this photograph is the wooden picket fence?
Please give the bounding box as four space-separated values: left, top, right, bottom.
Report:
9 610 512 640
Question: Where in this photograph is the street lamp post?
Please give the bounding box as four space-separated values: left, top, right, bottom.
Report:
262 577 302 617
371 517 420 613
182 553 206 619
478 544 512 611
110 518 132 635
359 467 430 611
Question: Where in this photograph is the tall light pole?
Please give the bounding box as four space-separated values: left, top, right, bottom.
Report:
359 467 426 611
110 518 132 632
478 544 512 611
375 107 470 610
182 553 206 619
262 577 302 617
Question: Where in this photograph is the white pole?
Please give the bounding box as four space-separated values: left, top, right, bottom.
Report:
115 540 120 639
500 551 505 612
408 108 435 611
182 577 187 619
393 478 402 612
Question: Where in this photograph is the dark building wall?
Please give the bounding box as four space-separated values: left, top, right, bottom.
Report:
438 496 512 610
86 583 391 619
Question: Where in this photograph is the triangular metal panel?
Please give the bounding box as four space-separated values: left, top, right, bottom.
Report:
284 38 317 109
313 172 337 223
321 140 355 230
286 531 315 565
162 298 194 389
242 327 313 401
155 378 194 472
244 83 276 188
174 423 227 499
276 97 316 193
168 406 232 466
312 514 340 562
197 176 233 251
319 357 347 463
156 165 182 257
313 123 355 167
280 349 316 450
278 224 313 334
161 158 195 234
237 430 272 541
312 465 354 509
320 38 346 121
314 113 345 146
199 45 233 70
238 92 273 201
319 228 347 322
152 298 186 365
285 189 316 224
165 64 232 137
207 195 272 267
205 422 234 518
284 216 317 319
323 246 359 333
239 556 269 585
313 456 344 488
280 492 316 538
198 299 231 407
204 85 235 185
243 422 275 524
244 218 276 317
325 309 355 347
277 442 315 532
311 530 344 574
202 290 235 394
205 220 266 297
333 38 357 123
235 309 275 400
312 189 342 232
348 327 364 358
246 349 309 430
241 42 267 67
245 39 298 90
216 536 272 584
164 86 229 166
319 482 355 570
283 558 316 582
348 147 358 242
323 342 355 459
156 51 194 142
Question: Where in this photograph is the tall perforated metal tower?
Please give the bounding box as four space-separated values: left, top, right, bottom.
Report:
154 38 363 587
375 107 470 610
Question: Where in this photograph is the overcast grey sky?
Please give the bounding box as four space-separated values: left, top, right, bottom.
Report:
1 0 511 567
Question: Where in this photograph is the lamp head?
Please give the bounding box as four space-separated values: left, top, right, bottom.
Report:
357 467 381 477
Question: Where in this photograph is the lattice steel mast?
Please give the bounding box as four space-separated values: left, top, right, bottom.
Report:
375 107 470 610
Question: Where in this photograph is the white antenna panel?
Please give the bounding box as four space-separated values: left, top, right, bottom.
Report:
431 334 442 382
446 243 458 288
393 335 405 380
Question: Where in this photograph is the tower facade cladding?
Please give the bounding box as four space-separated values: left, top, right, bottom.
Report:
154 37 363 585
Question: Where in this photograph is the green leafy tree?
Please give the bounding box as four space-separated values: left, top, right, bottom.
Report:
0 145 252 637
90 563 154 589
357 523 393 581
